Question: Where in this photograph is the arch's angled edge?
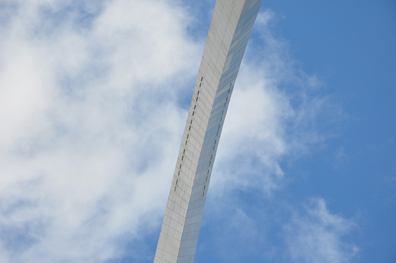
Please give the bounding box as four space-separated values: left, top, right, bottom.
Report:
154 0 263 262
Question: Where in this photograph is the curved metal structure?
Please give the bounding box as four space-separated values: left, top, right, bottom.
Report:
154 1 263 262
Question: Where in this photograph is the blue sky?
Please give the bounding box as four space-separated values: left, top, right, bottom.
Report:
0 0 395 262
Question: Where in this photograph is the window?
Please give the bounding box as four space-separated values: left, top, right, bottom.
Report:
214 140 216 144
178 171 180 176
204 185 206 190
202 192 204 197
226 97 228 101
197 91 200 95
194 105 196 109
189 126 191 131
196 97 198 101
185 140 188 145
220 117 222 121
182 156 184 160
201 77 203 81
174 186 176 191
176 179 178 185
216 131 219 136
199 83 201 87
210 155 213 160
179 164 182 169
213 146 215 151
187 134 189 139
183 149 185 154
230 83 232 87
209 161 211 166
190 120 193 124
207 170 210 174
228 89 230 93
206 177 208 181
192 111 194 116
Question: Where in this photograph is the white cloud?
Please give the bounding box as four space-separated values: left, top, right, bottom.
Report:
0 0 201 262
284 198 359 263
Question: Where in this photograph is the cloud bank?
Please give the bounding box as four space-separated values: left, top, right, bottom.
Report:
0 0 200 262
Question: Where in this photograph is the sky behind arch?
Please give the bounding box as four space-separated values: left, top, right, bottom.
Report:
0 0 395 262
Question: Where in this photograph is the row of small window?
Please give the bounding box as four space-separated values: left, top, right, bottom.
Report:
201 105 225 192
174 179 179 191
175 77 204 193
196 84 230 196
186 77 203 145
185 120 192 145
184 81 231 195
201 166 212 197
176 77 226 194
192 79 203 115
194 109 223 196
213 82 233 105
215 87 232 103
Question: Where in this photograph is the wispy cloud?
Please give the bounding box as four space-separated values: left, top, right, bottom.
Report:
284 198 359 263
211 10 326 196
193 10 357 263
